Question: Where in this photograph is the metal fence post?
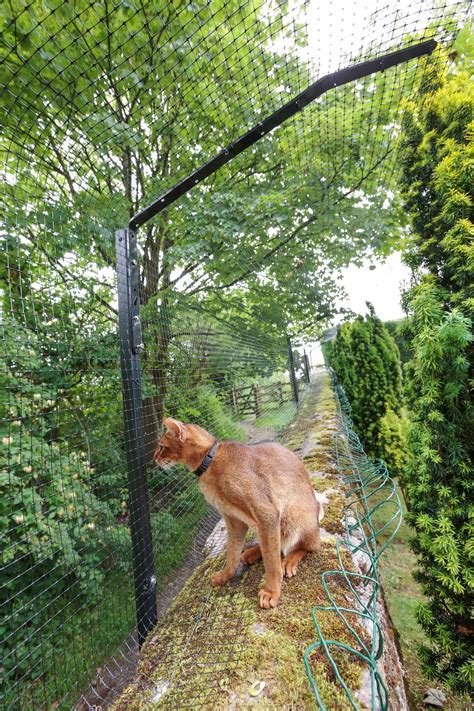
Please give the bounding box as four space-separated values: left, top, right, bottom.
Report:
116 228 158 647
287 335 299 405
303 350 311 384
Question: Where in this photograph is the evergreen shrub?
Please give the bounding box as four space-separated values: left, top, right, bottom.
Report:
329 304 405 464
399 60 473 692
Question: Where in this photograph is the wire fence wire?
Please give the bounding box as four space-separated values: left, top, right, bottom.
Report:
304 371 403 710
0 0 470 709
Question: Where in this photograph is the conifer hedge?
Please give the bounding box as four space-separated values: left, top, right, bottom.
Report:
329 304 405 464
399 57 473 692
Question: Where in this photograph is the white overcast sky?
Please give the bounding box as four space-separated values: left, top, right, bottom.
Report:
308 253 410 364
338 252 410 321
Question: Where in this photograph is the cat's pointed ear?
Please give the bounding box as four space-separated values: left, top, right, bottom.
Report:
163 417 187 441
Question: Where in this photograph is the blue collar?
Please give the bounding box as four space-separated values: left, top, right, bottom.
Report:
194 441 218 477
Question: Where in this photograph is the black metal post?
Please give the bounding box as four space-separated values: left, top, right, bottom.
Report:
287 336 299 405
116 228 157 647
303 350 311 384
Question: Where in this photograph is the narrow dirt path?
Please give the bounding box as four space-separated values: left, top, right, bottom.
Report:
239 420 277 444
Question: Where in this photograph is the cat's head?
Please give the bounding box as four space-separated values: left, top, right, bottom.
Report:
154 417 188 464
154 417 213 467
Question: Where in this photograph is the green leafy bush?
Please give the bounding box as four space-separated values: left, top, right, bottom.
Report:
377 407 409 477
321 340 334 368
402 286 472 690
1 321 126 684
151 511 181 553
384 318 412 366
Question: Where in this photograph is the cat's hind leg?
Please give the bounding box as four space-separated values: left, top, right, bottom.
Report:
240 544 262 565
281 525 320 578
281 549 307 578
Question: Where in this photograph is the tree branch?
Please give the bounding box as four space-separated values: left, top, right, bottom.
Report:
187 145 394 296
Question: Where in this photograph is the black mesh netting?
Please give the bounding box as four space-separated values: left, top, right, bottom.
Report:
1 1 470 708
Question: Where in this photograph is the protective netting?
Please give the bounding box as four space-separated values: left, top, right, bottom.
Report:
1 1 471 709
304 371 402 710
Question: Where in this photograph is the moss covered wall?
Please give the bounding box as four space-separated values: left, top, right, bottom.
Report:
111 369 404 710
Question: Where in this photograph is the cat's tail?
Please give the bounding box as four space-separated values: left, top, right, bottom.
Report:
313 492 325 523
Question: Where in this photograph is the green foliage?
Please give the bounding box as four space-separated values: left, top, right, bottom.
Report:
384 319 412 365
165 381 245 443
254 404 297 433
400 67 473 311
0 0 411 365
377 408 409 477
0 320 126 683
330 305 404 461
321 340 334 368
399 54 473 693
402 286 473 691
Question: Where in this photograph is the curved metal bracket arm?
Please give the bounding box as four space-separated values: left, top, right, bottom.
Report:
129 39 436 230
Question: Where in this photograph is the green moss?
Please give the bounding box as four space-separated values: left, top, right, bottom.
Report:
227 590 367 710
322 492 346 535
233 547 367 710
311 431 335 448
303 452 338 474
113 552 364 709
112 553 257 710
310 475 340 493
284 435 305 450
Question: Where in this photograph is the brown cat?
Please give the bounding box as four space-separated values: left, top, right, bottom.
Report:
154 418 321 608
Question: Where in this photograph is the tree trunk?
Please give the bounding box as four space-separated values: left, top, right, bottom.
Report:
140 222 172 463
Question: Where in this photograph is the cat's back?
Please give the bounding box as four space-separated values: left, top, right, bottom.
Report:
216 440 306 481
249 441 301 466
200 439 313 521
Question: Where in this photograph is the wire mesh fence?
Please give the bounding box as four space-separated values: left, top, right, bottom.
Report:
304 371 403 710
1 0 471 708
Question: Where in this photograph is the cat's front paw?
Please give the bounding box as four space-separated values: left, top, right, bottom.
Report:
211 571 232 587
258 588 280 609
